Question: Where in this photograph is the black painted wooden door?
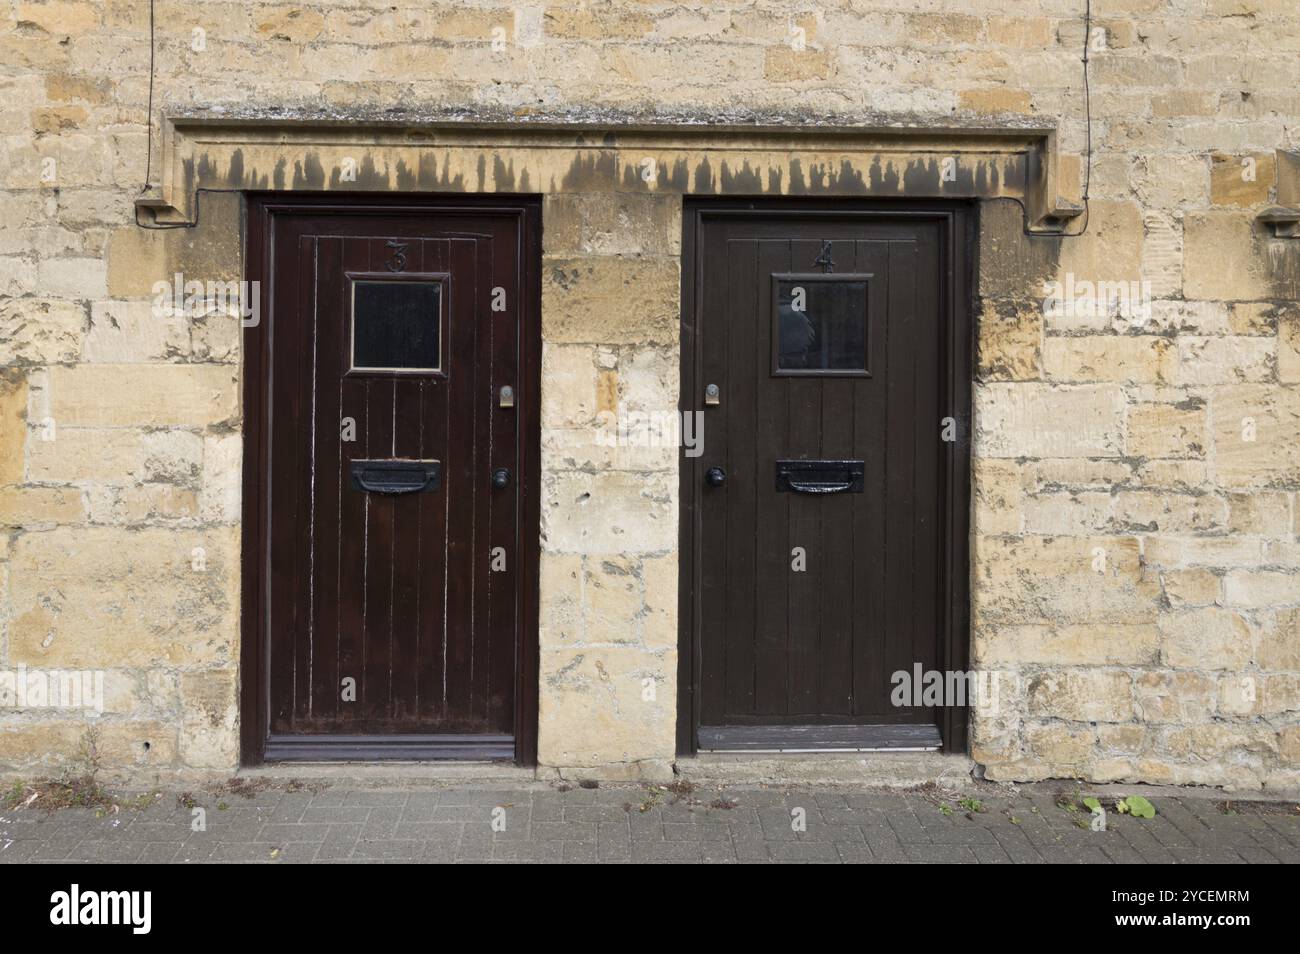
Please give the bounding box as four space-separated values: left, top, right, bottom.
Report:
260 204 528 760
692 211 945 751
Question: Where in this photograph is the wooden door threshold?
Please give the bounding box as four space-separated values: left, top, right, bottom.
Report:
698 724 942 753
264 734 515 762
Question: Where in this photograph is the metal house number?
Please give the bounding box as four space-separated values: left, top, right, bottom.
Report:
385 240 409 272
813 240 835 273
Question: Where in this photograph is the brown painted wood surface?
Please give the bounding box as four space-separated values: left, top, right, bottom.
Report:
243 196 540 763
680 202 972 752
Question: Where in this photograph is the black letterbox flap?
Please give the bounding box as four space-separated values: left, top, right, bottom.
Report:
775 459 865 494
350 459 442 494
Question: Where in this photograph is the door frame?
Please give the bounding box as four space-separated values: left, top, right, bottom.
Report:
676 197 975 756
240 193 543 766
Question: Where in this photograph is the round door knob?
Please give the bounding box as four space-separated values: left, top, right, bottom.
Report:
491 467 511 489
706 466 726 487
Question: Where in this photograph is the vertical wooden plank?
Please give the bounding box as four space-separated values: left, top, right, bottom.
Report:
336 236 371 728
486 216 519 735
752 237 791 716
291 234 319 724
720 235 759 719
697 223 730 728
267 231 309 732
310 235 344 724
879 238 919 720
417 238 451 725
910 229 943 716
852 239 891 718
470 229 496 731
444 236 479 728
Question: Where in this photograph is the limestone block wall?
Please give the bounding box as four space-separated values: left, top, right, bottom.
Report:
0 192 245 773
972 198 1300 792
0 0 1296 789
536 192 683 776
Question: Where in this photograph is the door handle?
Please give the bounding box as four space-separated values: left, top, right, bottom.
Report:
491 467 512 489
706 466 726 487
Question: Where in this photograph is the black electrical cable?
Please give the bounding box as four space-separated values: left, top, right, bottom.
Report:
139 0 154 196
1069 0 1094 238
1002 0 1093 239
135 0 195 229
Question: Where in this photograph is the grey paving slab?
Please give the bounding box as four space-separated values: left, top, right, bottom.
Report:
1 781 1295 864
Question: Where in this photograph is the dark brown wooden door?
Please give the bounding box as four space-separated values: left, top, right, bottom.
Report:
244 198 540 763
684 205 967 752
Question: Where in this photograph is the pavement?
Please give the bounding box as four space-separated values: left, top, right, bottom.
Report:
1 779 1296 864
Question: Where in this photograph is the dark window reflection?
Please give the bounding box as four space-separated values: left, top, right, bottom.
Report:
776 279 867 372
352 280 441 371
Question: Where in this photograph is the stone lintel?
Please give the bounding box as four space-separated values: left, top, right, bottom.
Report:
136 113 1084 233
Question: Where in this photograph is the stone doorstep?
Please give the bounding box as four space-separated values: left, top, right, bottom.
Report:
4 760 1295 807
237 757 1300 803
190 754 975 790
675 752 977 788
37 752 1291 802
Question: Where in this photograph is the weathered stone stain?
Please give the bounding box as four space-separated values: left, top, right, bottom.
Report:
561 150 620 192
1264 236 1300 299
225 149 245 189
292 152 326 190
492 155 516 193
719 160 764 194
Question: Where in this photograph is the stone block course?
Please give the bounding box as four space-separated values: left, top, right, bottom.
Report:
7 526 238 669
